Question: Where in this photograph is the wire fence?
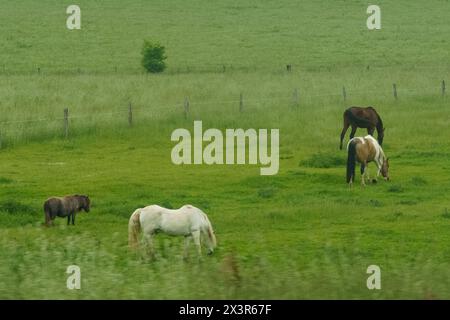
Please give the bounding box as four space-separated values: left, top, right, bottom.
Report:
2 61 450 77
0 81 446 134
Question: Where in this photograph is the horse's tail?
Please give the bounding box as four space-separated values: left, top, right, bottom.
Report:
373 109 384 146
128 209 141 250
43 199 52 227
201 212 217 249
345 108 372 127
375 111 383 129
346 139 357 184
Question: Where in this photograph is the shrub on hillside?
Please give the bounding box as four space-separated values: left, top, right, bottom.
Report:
141 41 167 73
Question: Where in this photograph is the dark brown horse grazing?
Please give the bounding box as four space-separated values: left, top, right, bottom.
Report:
44 195 90 226
340 106 384 150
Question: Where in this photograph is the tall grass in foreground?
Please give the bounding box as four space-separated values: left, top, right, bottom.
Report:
1 229 449 299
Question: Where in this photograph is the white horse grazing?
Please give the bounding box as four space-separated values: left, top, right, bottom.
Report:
128 204 217 257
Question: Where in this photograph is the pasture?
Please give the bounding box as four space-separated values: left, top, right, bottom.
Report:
0 0 450 299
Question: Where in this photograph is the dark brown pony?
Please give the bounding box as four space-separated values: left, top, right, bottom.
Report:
340 106 384 150
44 195 90 226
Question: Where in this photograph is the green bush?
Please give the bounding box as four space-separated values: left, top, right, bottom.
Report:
141 41 167 73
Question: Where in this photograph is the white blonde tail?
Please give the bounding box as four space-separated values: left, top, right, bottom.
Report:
208 223 217 248
201 213 217 248
128 209 141 250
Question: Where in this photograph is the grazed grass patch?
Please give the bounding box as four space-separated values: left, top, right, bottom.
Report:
0 200 36 215
258 187 277 199
441 209 450 219
410 177 428 186
0 177 14 184
299 152 346 169
388 184 405 193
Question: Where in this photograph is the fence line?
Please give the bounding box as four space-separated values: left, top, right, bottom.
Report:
0 83 446 130
1 85 441 126
2 63 450 77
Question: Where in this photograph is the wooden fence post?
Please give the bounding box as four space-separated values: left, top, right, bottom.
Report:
184 97 189 119
342 86 347 102
128 103 133 126
64 108 69 139
393 83 398 99
442 80 446 96
239 93 244 112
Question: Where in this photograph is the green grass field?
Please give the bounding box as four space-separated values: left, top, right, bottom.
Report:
0 0 449 299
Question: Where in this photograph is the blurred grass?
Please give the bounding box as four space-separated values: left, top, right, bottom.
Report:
0 0 450 299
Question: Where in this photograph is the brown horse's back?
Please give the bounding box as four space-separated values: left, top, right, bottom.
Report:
340 106 384 150
344 107 378 128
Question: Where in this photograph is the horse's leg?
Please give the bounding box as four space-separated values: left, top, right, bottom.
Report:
49 214 55 226
360 163 365 176
144 233 155 259
367 127 375 136
72 213 75 225
349 126 357 140
45 211 51 227
360 163 366 186
183 235 192 260
374 157 381 178
192 230 202 256
340 119 350 150
67 215 71 225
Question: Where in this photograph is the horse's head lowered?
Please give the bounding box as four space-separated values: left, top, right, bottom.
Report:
381 158 390 181
76 195 91 212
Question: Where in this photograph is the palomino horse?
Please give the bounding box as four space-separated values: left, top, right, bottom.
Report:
128 204 217 257
346 135 390 186
340 106 385 150
44 195 90 226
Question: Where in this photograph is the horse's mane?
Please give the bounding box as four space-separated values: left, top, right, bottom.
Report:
73 194 88 200
368 107 383 131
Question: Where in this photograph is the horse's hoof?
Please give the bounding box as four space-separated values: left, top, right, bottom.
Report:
372 179 378 184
